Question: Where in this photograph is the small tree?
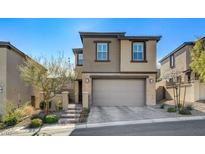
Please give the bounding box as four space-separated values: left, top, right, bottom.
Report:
163 70 182 110
19 53 76 113
190 39 205 81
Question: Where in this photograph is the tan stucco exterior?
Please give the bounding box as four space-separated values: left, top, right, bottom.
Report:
120 40 157 72
73 33 160 108
160 45 193 81
0 46 35 114
0 47 7 114
158 42 205 103
82 73 156 108
82 37 120 72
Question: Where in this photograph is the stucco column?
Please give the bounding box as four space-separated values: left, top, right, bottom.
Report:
62 91 69 110
146 76 156 106
83 92 89 109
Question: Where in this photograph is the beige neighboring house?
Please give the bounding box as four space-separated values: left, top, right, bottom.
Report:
158 40 205 103
0 42 38 115
73 32 161 108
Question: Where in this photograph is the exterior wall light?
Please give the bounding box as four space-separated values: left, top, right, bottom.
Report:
85 78 90 83
149 78 154 83
0 86 3 93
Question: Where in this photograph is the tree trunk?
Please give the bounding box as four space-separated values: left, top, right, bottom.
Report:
43 93 49 114
182 85 187 109
173 85 177 107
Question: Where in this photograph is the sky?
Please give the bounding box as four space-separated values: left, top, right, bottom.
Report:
0 18 205 64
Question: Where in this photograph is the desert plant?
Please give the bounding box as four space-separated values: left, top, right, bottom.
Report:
186 104 193 111
3 114 18 126
31 111 46 120
79 108 90 123
30 118 43 128
39 101 46 110
160 104 165 109
55 100 63 111
44 114 58 124
167 107 176 112
0 123 5 129
15 104 34 118
19 53 77 114
179 108 192 115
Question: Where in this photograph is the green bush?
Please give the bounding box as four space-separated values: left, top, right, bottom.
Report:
167 107 176 112
0 123 5 129
31 112 46 121
186 105 193 111
30 118 43 128
39 101 46 110
3 115 18 126
82 108 90 114
160 104 165 109
179 109 192 115
55 100 63 111
79 108 90 123
44 114 58 124
39 101 52 110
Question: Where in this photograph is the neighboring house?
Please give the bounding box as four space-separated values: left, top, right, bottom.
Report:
73 32 161 108
159 42 195 82
0 42 38 114
158 40 205 103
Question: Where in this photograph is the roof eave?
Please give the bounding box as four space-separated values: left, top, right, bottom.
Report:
159 42 194 63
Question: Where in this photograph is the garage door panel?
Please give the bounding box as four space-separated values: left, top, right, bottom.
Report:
93 79 145 106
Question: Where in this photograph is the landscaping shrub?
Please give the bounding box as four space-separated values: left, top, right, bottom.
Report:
30 118 43 128
186 104 193 111
160 104 165 109
44 114 59 124
79 108 90 123
39 101 46 110
0 123 5 129
31 111 46 120
39 101 52 110
167 107 176 112
179 108 192 115
55 100 63 111
21 105 35 117
3 114 18 126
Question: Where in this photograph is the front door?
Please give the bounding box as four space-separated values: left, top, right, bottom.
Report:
78 80 82 104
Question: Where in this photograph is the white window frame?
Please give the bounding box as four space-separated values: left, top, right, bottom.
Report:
96 43 108 61
170 55 175 68
132 42 144 61
77 53 83 65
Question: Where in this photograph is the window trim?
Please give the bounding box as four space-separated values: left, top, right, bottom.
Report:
77 53 83 66
170 54 175 68
131 41 147 63
94 41 111 62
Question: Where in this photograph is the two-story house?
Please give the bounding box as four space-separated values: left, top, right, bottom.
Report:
158 40 205 103
73 32 161 109
0 42 40 114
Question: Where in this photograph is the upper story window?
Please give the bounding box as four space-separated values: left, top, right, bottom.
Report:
170 54 175 68
77 53 83 65
96 43 108 61
132 42 145 61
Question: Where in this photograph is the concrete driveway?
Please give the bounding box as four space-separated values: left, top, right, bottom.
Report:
87 106 204 124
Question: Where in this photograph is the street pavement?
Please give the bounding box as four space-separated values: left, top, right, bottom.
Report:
70 119 205 136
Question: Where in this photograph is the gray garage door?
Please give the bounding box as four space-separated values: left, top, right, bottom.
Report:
93 79 145 106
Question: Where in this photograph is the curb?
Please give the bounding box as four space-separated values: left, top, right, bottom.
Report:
75 115 205 129
0 124 75 136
